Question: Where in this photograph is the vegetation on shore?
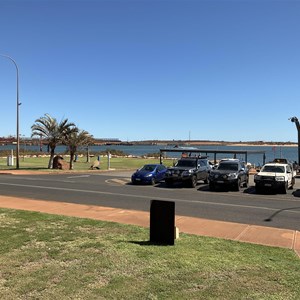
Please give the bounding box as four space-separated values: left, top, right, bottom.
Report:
130 140 298 147
31 113 94 170
1 137 297 148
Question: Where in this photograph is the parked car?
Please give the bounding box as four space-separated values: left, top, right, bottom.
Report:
164 156 211 188
131 164 167 185
272 158 298 174
254 162 295 194
209 159 249 191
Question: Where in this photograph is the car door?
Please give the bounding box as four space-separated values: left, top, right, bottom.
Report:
157 165 166 181
286 165 293 186
239 163 246 183
197 160 207 180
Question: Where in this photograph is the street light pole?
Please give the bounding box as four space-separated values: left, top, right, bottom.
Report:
1 54 21 169
289 116 300 169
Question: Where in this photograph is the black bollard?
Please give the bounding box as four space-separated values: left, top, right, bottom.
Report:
150 200 175 245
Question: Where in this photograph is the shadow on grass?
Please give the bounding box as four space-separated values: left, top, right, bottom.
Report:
21 167 49 170
128 240 174 246
0 167 49 171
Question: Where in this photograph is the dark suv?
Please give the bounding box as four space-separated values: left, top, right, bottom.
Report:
164 156 211 188
208 159 249 191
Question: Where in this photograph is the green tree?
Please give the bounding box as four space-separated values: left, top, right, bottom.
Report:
64 129 94 170
31 114 76 169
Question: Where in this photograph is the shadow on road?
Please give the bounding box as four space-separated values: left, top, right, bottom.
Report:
292 189 300 197
264 206 300 222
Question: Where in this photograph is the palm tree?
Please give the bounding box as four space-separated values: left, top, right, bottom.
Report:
64 129 94 170
31 114 76 168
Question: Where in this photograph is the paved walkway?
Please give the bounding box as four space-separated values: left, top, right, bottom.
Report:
0 194 299 257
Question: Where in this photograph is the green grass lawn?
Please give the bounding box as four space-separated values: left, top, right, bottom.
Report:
0 208 299 299
0 155 175 172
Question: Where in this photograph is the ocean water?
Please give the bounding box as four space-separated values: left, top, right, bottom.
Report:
1 143 298 167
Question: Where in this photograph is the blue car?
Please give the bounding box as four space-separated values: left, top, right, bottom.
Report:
131 164 167 185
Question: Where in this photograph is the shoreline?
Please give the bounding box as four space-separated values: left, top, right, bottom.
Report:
161 142 298 147
0 141 298 148
129 140 298 147
213 143 297 147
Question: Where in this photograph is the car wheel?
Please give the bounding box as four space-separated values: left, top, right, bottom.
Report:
289 177 295 190
255 185 262 194
234 179 241 191
209 182 215 191
151 178 156 185
190 176 197 188
165 179 173 187
204 176 209 184
280 182 288 194
243 177 249 188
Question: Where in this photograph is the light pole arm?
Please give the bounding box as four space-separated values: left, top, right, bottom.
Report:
294 119 300 131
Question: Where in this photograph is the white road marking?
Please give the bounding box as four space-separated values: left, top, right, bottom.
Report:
0 182 300 214
0 176 75 183
67 175 91 179
105 178 131 185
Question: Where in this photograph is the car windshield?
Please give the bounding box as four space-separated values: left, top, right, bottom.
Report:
218 163 238 171
141 165 155 172
262 165 285 173
175 160 196 168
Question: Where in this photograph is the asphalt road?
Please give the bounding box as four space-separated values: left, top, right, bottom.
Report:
0 171 300 230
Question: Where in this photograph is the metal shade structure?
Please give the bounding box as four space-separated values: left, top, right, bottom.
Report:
159 148 266 166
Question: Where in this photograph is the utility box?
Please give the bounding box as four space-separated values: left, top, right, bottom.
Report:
150 200 175 245
7 155 14 166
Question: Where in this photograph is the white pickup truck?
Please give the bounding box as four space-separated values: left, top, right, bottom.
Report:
254 162 296 194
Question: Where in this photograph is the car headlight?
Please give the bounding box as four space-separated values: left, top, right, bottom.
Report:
275 176 285 181
227 173 238 179
146 173 153 177
182 170 191 176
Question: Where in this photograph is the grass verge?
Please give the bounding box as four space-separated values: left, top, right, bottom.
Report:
0 208 299 299
0 156 174 172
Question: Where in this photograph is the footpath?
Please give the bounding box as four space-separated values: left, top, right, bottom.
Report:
0 170 299 257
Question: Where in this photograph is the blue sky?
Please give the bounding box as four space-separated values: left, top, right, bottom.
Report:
0 0 299 142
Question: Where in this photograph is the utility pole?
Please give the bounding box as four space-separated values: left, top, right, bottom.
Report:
289 116 300 169
1 54 21 169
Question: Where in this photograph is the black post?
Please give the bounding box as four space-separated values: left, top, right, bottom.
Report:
150 200 175 245
290 117 300 168
298 122 300 168
298 128 300 169
86 146 90 163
